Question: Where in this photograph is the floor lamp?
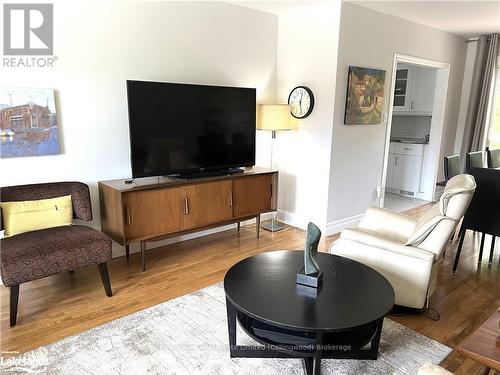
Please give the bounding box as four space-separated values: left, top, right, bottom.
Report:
256 104 296 232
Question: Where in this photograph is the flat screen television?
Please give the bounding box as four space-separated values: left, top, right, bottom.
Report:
126 80 256 178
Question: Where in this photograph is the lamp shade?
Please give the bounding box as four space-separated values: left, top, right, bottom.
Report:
256 104 297 131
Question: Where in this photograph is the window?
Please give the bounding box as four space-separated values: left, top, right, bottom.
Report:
9 116 23 130
487 63 500 149
31 114 39 128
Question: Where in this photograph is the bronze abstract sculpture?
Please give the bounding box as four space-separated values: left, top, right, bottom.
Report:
297 222 323 288
304 222 321 275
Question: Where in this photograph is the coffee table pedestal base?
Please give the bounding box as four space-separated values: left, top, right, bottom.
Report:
226 298 384 375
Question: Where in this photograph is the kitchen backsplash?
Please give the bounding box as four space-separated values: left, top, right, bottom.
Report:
391 116 432 140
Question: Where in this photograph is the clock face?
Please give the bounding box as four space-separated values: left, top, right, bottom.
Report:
288 86 314 119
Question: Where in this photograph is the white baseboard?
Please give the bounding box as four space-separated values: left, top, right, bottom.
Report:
277 209 308 230
325 214 364 236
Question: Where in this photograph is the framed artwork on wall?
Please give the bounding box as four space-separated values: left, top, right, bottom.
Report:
344 66 386 125
0 87 60 158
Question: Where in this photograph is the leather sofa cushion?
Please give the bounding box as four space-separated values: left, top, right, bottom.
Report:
0 225 112 287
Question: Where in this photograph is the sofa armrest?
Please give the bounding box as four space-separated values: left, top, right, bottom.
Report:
358 207 417 242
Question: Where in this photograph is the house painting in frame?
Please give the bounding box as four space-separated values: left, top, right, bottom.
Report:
344 66 386 125
0 87 60 158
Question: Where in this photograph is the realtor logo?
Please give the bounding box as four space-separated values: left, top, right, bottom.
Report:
3 4 53 55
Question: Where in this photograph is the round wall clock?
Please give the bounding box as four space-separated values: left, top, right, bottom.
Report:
288 86 314 119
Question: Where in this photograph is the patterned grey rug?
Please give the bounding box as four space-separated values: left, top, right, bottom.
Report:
3 283 451 375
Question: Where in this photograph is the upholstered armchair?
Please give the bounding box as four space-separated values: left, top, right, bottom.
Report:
0 182 113 326
329 175 476 309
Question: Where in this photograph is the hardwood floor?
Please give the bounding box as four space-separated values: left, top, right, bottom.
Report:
1 204 499 374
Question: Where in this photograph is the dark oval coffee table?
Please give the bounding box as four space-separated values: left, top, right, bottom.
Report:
224 250 395 375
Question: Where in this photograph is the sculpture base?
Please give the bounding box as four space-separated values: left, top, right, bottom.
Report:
296 267 323 288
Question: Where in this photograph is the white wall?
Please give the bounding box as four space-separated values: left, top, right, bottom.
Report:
326 1 467 229
273 1 341 232
454 41 478 154
0 0 278 256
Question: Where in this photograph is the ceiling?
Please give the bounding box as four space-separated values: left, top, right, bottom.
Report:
350 1 500 38
231 1 500 38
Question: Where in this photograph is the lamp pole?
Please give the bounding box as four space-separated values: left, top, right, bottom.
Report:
256 104 294 232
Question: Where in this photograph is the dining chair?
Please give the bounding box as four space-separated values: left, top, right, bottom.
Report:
444 155 460 181
486 147 500 168
453 168 500 272
466 151 484 173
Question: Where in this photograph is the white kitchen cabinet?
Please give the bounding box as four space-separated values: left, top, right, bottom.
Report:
393 66 412 112
395 143 424 157
393 65 436 115
411 67 436 113
386 142 424 195
392 154 422 193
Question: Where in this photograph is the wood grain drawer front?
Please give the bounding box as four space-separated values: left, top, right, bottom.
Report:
122 188 182 241
180 180 233 230
233 175 272 218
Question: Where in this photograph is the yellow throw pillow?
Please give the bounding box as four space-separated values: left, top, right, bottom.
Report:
1 195 73 237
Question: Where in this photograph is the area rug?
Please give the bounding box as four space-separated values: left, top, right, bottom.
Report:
3 283 452 375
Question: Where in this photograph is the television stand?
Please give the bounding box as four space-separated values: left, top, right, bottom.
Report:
98 167 278 271
171 167 245 180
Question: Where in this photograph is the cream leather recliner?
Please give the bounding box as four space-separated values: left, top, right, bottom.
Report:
329 174 476 309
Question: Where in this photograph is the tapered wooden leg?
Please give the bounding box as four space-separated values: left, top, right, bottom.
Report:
256 215 260 239
10 285 19 327
453 229 466 273
125 245 130 261
489 237 496 263
140 241 146 272
237 222 240 232
98 263 112 297
478 233 485 262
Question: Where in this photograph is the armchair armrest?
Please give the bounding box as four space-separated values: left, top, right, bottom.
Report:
339 227 434 261
358 207 417 242
330 228 435 309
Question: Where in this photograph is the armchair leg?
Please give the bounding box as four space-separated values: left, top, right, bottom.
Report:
98 263 113 297
453 230 466 273
10 285 19 327
125 245 130 261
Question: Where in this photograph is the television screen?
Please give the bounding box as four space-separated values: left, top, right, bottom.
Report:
126 81 256 178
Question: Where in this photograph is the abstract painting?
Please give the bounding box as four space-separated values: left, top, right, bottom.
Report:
344 66 386 125
0 87 60 158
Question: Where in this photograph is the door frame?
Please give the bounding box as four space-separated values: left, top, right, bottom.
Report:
379 53 450 207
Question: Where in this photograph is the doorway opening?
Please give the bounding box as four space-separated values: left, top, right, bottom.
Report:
380 54 450 212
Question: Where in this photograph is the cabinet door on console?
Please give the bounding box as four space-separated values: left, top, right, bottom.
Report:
122 188 182 242
180 180 233 230
233 175 273 217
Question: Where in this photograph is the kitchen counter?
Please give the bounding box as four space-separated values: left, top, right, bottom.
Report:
390 137 429 144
